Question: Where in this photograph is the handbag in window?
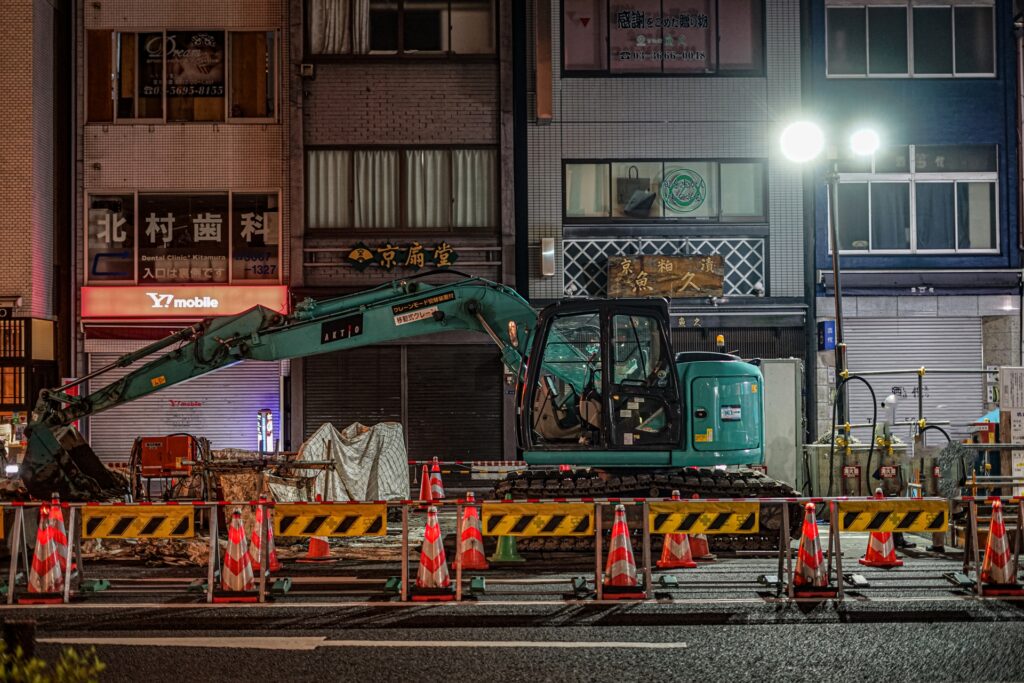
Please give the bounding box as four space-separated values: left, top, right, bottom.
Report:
616 165 650 206
623 190 657 217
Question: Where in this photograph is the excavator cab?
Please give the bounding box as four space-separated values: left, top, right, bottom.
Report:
520 299 681 460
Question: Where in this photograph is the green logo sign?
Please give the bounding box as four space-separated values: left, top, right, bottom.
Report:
661 169 707 213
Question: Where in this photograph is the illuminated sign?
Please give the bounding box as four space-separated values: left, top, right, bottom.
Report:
82 285 289 319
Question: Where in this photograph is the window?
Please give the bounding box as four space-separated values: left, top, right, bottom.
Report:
309 0 495 56
833 144 997 253
826 2 995 77
85 192 281 284
564 159 767 222
87 30 277 123
563 0 764 75
306 147 498 231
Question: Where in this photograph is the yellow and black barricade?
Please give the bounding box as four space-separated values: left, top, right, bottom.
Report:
82 504 194 539
648 501 760 535
274 503 387 537
836 499 948 533
482 502 593 536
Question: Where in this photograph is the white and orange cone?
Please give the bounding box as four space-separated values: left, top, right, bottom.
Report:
429 457 445 500
793 503 832 593
418 464 433 503
298 493 334 563
249 499 282 573
221 509 254 593
604 504 641 595
981 500 1019 588
456 492 489 571
859 489 903 569
27 505 63 596
413 506 453 600
689 493 715 561
48 497 70 572
658 490 697 569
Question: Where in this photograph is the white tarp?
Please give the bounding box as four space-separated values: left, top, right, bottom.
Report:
268 422 409 503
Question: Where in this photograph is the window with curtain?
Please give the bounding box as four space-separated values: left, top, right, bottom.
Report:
306 147 497 231
834 144 998 253
826 1 995 77
309 0 495 55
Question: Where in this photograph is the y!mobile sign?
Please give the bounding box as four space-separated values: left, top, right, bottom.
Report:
82 285 289 319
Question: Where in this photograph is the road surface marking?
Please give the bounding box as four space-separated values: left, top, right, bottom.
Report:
39 636 687 651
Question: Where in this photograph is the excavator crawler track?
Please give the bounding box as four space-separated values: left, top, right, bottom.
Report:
490 467 803 553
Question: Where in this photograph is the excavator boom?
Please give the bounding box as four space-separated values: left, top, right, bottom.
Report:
25 273 538 499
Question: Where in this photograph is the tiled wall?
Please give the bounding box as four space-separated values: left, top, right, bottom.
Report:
526 0 805 301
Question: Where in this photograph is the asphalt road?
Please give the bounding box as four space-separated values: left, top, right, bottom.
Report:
4 535 1024 682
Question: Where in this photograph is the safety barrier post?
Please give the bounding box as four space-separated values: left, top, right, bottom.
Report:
776 502 790 598
594 502 603 601
206 504 218 604
642 501 652 600
258 500 269 603
6 506 23 605
830 500 844 601
400 503 409 602
455 500 464 602
61 506 77 604
970 500 982 597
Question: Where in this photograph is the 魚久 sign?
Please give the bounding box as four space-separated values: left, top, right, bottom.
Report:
608 255 723 298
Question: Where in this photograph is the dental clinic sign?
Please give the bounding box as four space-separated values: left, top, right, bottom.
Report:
81 285 289 319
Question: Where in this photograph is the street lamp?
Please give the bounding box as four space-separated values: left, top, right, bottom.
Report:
781 121 880 422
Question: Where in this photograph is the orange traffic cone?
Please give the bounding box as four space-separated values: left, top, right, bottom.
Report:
23 505 64 603
298 494 334 563
603 504 645 599
418 464 433 503
980 500 1022 595
456 492 489 571
218 509 255 601
430 457 445 500
48 497 69 571
859 489 903 569
689 493 716 561
792 502 834 597
413 505 454 601
249 498 282 573
657 490 697 569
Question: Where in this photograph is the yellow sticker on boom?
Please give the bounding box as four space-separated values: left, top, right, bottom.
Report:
82 505 194 539
482 503 593 536
648 501 760 535
837 499 947 533
150 375 166 388
274 503 386 537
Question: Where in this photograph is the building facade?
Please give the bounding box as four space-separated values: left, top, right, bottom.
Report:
808 0 1020 442
520 0 811 440
291 0 517 458
77 1 290 460
0 0 69 441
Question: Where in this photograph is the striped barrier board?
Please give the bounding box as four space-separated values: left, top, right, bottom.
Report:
274 503 387 537
837 499 948 533
82 505 194 539
482 502 593 536
648 501 760 535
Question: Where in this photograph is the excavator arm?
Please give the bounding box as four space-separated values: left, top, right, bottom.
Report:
24 273 542 500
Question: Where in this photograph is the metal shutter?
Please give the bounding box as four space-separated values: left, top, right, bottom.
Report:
843 318 984 442
87 353 282 463
303 347 402 440
406 345 503 460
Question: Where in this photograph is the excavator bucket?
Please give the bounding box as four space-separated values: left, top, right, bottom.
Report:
22 424 128 500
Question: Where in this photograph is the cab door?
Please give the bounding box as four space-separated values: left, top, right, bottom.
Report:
606 310 680 450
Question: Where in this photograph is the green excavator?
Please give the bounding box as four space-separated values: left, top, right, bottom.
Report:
23 271 801 550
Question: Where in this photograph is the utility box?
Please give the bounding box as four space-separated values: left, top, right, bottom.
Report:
759 358 804 490
137 435 195 477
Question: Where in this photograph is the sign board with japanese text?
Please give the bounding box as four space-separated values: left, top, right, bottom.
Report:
999 368 1024 497
81 285 289 319
607 255 723 298
347 241 458 272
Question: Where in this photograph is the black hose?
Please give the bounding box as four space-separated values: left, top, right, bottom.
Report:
827 375 877 497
